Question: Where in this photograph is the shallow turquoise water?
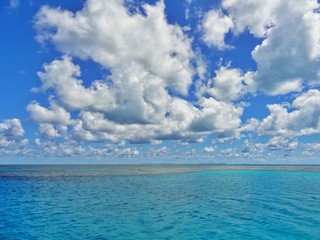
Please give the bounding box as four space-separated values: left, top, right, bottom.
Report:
0 165 320 239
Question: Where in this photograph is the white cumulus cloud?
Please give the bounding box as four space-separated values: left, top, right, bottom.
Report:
34 0 195 95
222 0 320 95
29 0 252 146
199 66 253 102
0 119 27 149
259 89 320 136
202 9 233 49
27 101 71 125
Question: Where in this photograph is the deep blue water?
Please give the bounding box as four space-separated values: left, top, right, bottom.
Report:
0 165 320 239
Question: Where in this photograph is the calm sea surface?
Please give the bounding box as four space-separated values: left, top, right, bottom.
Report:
0 165 320 239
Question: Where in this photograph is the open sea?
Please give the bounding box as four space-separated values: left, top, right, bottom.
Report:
0 165 320 239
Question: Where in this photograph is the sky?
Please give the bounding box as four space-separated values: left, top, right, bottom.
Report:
0 0 320 164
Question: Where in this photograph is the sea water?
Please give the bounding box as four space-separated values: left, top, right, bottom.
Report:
0 165 319 239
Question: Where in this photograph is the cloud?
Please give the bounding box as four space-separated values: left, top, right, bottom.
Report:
266 136 298 152
68 93 243 144
0 119 27 149
103 62 169 125
27 140 85 158
259 89 320 136
34 56 116 112
39 123 60 138
239 118 260 132
27 99 72 139
0 118 24 138
222 0 320 95
242 140 264 154
39 123 67 138
19 138 141 159
203 146 215 152
17 0 317 162
302 143 320 157
202 9 233 49
189 97 243 133
121 148 140 156
34 0 195 95
2 0 320 163
222 0 279 37
304 143 320 152
242 136 298 157
198 66 254 102
27 101 71 125
32 47 244 144
72 100 233 144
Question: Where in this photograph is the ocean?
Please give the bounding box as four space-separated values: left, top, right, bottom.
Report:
0 165 319 239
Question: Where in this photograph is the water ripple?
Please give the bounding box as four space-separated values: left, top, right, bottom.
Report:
0 166 319 239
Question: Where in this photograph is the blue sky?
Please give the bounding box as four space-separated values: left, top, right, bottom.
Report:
0 0 320 164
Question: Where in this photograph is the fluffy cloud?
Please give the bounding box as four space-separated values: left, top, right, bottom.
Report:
21 138 141 159
39 123 67 138
189 97 243 133
30 0 249 145
267 136 298 152
27 98 72 139
2 0 320 163
202 9 233 49
259 89 320 136
203 146 215 152
222 0 279 37
103 62 169 124
27 101 71 125
34 56 116 112
199 66 253 102
222 0 320 95
35 56 170 125
242 136 298 156
34 0 194 95
28 140 85 158
121 148 140 156
0 119 24 138
72 95 243 144
252 1 320 95
0 119 27 149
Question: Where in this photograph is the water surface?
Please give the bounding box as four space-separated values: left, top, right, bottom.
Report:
1 165 319 239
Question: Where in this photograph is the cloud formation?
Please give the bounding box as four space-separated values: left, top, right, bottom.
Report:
202 9 233 49
35 0 194 95
1 0 319 163
222 0 320 95
27 101 71 125
30 0 247 144
259 89 320 136
198 66 253 102
0 119 27 149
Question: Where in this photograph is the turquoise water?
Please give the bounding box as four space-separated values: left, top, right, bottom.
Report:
0 165 320 239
